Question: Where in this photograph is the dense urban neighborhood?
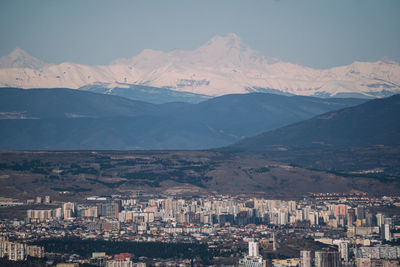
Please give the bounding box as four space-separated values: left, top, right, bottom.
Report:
1 192 400 266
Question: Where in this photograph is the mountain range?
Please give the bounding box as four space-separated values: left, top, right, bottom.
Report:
1 34 400 98
0 88 365 150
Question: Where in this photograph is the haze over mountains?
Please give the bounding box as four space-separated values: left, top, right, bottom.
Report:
0 88 365 150
1 34 400 98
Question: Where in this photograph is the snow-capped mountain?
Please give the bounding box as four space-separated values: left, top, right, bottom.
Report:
0 47 48 69
1 33 400 98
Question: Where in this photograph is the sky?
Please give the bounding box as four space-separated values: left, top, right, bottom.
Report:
0 0 399 69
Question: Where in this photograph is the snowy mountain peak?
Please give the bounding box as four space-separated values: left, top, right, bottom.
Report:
9 47 29 57
0 47 48 69
212 33 242 46
378 56 399 65
112 49 166 66
190 33 271 70
199 33 248 53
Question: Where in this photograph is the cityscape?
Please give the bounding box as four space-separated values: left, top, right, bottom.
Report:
1 1 400 266
1 191 400 266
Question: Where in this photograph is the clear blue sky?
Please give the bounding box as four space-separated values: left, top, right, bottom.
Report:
0 0 399 69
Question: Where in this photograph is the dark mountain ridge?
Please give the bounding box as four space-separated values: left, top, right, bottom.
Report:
0 87 366 150
0 87 160 118
229 94 400 151
82 84 210 104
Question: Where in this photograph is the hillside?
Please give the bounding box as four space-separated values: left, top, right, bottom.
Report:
230 94 400 150
0 88 365 150
225 95 400 181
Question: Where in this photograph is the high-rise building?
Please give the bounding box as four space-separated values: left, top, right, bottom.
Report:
382 217 393 241
384 223 392 241
279 211 288 225
0 237 43 261
288 201 297 213
347 209 356 227
356 207 366 221
35 196 42 204
97 202 120 218
63 202 76 219
309 211 319 225
300 250 311 267
315 251 340 267
338 241 349 262
335 204 348 217
84 206 98 217
249 241 259 257
7 242 25 261
54 207 62 219
44 195 51 204
27 209 53 222
26 245 44 258
239 240 266 267
376 213 384 228
355 246 398 260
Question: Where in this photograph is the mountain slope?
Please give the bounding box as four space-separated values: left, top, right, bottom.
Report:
0 34 399 98
229 94 400 151
0 88 366 149
172 93 366 139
